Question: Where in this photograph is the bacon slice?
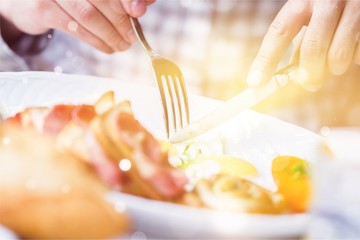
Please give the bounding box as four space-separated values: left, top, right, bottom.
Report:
43 105 74 136
85 130 129 189
5 113 21 125
95 102 187 200
44 104 95 135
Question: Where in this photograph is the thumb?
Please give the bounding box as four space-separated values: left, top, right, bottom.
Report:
121 0 147 18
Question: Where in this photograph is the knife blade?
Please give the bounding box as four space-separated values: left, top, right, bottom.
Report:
169 63 298 143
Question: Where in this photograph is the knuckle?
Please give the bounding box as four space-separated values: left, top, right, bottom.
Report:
301 39 325 56
253 54 277 72
267 20 291 39
115 14 129 27
328 48 349 64
117 40 131 51
105 30 120 45
78 5 96 22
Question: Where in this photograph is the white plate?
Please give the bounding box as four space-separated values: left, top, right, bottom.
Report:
0 71 325 239
106 192 308 239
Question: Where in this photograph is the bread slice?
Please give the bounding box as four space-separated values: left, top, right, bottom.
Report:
0 124 129 239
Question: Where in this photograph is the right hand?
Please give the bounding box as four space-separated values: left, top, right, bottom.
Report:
0 0 155 53
248 0 360 89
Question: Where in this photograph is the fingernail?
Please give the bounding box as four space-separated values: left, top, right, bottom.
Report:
118 41 131 51
296 67 309 85
296 67 321 92
247 70 264 87
131 0 146 17
127 29 137 43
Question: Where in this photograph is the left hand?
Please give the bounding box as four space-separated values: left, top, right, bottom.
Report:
0 0 155 53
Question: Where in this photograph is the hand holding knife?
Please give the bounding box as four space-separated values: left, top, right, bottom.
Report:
169 63 298 143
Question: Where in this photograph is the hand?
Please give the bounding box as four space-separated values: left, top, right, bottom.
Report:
0 0 155 53
248 0 360 89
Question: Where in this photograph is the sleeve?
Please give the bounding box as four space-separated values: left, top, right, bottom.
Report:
0 37 29 72
0 15 53 72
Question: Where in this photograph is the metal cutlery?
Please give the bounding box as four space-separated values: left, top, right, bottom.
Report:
169 63 298 143
130 17 190 138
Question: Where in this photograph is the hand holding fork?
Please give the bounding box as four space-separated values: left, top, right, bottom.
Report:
129 17 190 138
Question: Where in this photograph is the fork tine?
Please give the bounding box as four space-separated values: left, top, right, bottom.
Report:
177 74 190 125
156 75 170 138
173 76 184 129
164 75 177 134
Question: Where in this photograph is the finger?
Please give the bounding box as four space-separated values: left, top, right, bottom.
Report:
248 0 310 87
89 0 136 43
121 0 147 17
17 0 52 34
48 1 114 53
299 0 344 88
290 26 307 64
328 0 360 75
56 0 130 51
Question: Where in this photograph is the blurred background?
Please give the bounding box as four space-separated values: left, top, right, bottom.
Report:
1 0 359 132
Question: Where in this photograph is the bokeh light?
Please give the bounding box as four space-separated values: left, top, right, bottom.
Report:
119 159 132 172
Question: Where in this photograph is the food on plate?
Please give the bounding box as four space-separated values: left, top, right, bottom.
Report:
91 102 187 200
194 175 286 213
0 125 129 239
272 156 311 213
5 91 187 202
177 152 313 213
3 91 318 217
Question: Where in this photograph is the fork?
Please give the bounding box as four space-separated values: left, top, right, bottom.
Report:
130 17 190 138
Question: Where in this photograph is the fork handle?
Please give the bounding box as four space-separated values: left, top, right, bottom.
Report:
129 17 156 57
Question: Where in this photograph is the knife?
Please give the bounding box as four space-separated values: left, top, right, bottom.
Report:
169 63 298 143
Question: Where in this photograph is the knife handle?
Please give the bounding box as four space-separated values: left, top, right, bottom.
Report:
273 62 299 84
